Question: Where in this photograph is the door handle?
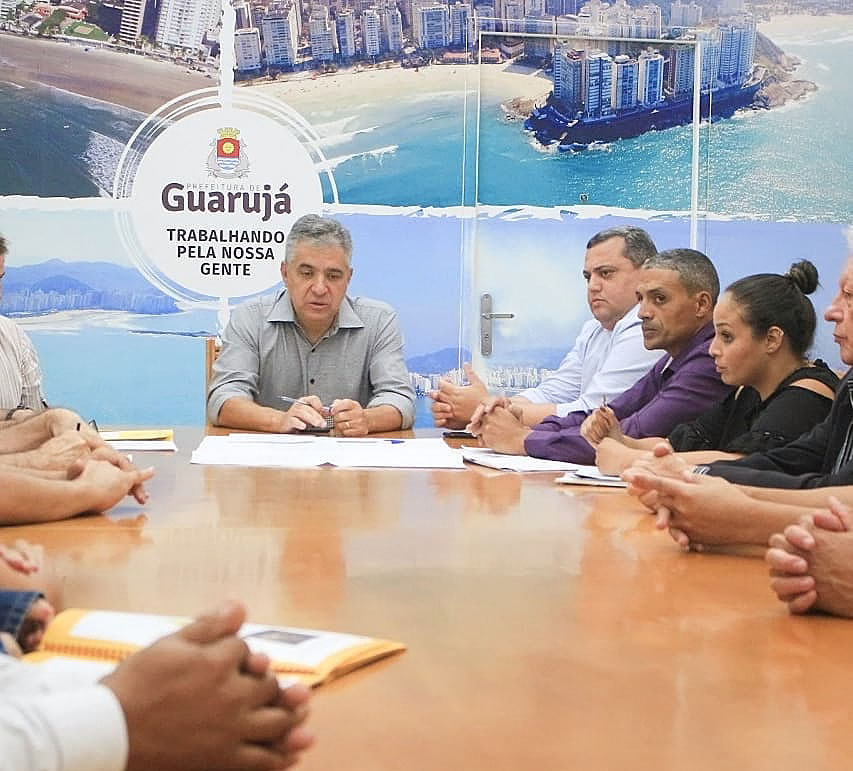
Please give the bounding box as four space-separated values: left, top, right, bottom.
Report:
480 293 515 357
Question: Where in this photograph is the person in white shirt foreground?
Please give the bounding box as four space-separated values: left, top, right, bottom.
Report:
0 599 314 771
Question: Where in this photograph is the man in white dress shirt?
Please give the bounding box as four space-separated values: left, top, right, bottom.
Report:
0 234 47 419
430 225 661 428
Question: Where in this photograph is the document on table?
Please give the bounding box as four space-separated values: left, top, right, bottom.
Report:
100 429 177 452
460 446 580 472
191 435 465 469
555 465 626 488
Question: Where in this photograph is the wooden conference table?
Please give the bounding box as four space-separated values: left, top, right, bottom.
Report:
7 427 853 770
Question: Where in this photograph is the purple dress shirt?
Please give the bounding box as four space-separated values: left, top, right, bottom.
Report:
524 323 731 463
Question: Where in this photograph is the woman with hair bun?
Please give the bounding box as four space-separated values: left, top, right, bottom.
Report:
595 259 840 474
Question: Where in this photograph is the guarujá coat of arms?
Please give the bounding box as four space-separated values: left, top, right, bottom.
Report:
207 127 250 179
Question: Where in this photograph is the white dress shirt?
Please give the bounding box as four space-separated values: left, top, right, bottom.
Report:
0 315 46 412
517 305 660 417
0 655 127 771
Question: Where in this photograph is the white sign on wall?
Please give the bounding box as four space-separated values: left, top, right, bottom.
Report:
114 91 331 304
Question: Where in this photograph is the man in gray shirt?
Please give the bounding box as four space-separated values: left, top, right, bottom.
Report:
207 215 415 435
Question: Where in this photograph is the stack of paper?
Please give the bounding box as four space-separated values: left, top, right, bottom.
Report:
100 429 177 452
460 446 579 472
556 466 626 487
191 434 465 469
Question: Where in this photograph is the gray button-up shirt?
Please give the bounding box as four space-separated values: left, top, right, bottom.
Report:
207 288 416 428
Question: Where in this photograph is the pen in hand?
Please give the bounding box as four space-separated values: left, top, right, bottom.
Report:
280 396 334 429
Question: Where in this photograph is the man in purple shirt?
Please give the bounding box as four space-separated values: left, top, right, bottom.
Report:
468 248 732 463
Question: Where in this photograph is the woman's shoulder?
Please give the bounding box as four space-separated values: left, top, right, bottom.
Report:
784 360 840 398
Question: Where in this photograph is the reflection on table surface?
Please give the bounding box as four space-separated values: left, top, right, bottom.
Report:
6 428 853 771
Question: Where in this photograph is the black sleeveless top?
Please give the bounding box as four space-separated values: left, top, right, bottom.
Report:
668 360 840 454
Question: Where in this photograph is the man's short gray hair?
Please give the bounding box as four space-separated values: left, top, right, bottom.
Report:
586 226 657 268
0 234 7 256
285 215 353 264
643 248 720 303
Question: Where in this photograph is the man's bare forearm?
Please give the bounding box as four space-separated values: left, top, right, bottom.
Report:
365 405 404 434
0 412 51 453
215 397 286 433
513 401 558 426
732 496 819 545
0 470 91 524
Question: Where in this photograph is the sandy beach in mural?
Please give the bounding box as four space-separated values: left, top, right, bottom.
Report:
245 60 553 109
0 32 210 114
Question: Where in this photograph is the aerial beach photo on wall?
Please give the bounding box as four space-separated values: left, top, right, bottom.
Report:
240 10 852 221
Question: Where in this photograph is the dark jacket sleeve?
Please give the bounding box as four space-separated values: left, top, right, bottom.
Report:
706 416 843 488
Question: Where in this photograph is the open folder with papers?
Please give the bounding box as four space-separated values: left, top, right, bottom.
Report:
26 608 406 688
191 434 465 469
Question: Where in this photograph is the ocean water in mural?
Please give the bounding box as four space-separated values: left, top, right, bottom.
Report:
255 15 852 220
0 80 142 197
1 17 850 220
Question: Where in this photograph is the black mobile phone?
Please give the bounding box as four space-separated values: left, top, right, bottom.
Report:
298 414 335 433
442 430 476 439
299 425 332 434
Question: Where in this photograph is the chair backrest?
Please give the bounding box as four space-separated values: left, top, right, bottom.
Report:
205 337 221 393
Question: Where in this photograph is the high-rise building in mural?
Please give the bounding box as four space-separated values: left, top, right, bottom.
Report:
419 4 450 49
234 27 262 70
336 9 357 58
382 5 404 53
450 3 471 48
611 54 637 111
554 45 584 113
503 0 524 34
669 0 701 28
697 29 720 91
637 49 663 104
234 1 252 29
545 0 578 14
261 7 299 67
309 5 337 62
668 42 695 97
474 3 496 32
524 13 555 59
362 7 382 56
718 15 756 86
118 0 146 45
585 50 613 119
155 0 219 53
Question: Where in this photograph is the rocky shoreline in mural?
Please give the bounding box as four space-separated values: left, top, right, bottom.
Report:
501 32 818 140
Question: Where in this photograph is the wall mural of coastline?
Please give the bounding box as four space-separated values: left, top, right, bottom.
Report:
0 1 851 427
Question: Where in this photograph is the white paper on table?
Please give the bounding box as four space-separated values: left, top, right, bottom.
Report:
106 439 178 452
556 465 627 487
460 446 579 472
328 438 465 469
190 435 327 468
191 435 465 469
